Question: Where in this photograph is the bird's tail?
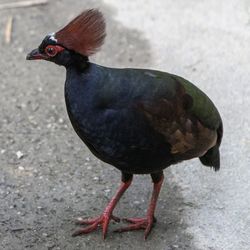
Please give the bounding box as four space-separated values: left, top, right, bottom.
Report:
199 145 220 171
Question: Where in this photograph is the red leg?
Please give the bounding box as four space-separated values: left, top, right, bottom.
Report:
72 174 132 239
115 173 164 239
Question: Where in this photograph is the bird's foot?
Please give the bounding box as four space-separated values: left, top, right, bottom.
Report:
114 216 157 239
72 214 120 239
72 178 132 239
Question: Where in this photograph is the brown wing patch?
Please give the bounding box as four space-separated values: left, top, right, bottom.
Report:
137 83 217 160
170 120 217 157
170 126 195 154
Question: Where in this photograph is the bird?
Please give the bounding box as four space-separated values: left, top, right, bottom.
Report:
26 9 223 239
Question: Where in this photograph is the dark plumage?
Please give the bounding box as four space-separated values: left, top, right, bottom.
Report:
27 9 223 239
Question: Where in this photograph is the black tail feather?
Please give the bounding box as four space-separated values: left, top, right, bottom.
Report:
199 145 220 171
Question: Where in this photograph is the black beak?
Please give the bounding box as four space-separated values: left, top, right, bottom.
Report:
26 48 48 60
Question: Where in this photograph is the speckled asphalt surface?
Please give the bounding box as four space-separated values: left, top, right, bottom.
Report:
0 0 249 249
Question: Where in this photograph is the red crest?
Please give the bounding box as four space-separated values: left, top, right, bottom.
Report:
55 9 106 56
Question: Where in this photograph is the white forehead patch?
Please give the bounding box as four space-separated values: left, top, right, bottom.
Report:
48 32 57 42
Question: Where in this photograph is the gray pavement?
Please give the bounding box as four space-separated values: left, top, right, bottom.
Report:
0 0 249 249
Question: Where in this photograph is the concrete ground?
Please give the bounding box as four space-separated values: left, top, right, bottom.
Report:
0 0 249 249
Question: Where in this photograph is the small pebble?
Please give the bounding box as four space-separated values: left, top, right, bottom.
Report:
21 103 26 109
58 118 64 123
76 217 83 222
104 189 111 193
17 47 24 53
16 151 24 159
18 166 25 171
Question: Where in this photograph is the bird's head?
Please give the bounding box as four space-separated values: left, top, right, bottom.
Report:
26 9 106 67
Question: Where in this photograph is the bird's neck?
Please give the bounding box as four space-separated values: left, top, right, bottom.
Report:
73 57 89 72
65 62 95 93
64 54 89 72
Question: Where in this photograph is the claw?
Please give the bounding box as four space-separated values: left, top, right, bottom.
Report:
73 214 120 238
114 216 156 239
114 222 145 232
76 214 120 225
75 216 100 225
122 216 156 224
71 178 132 239
72 222 99 237
102 214 109 239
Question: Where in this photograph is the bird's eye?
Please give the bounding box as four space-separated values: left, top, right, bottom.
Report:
45 45 57 57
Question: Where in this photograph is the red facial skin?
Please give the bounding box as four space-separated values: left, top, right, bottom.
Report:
26 45 65 60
